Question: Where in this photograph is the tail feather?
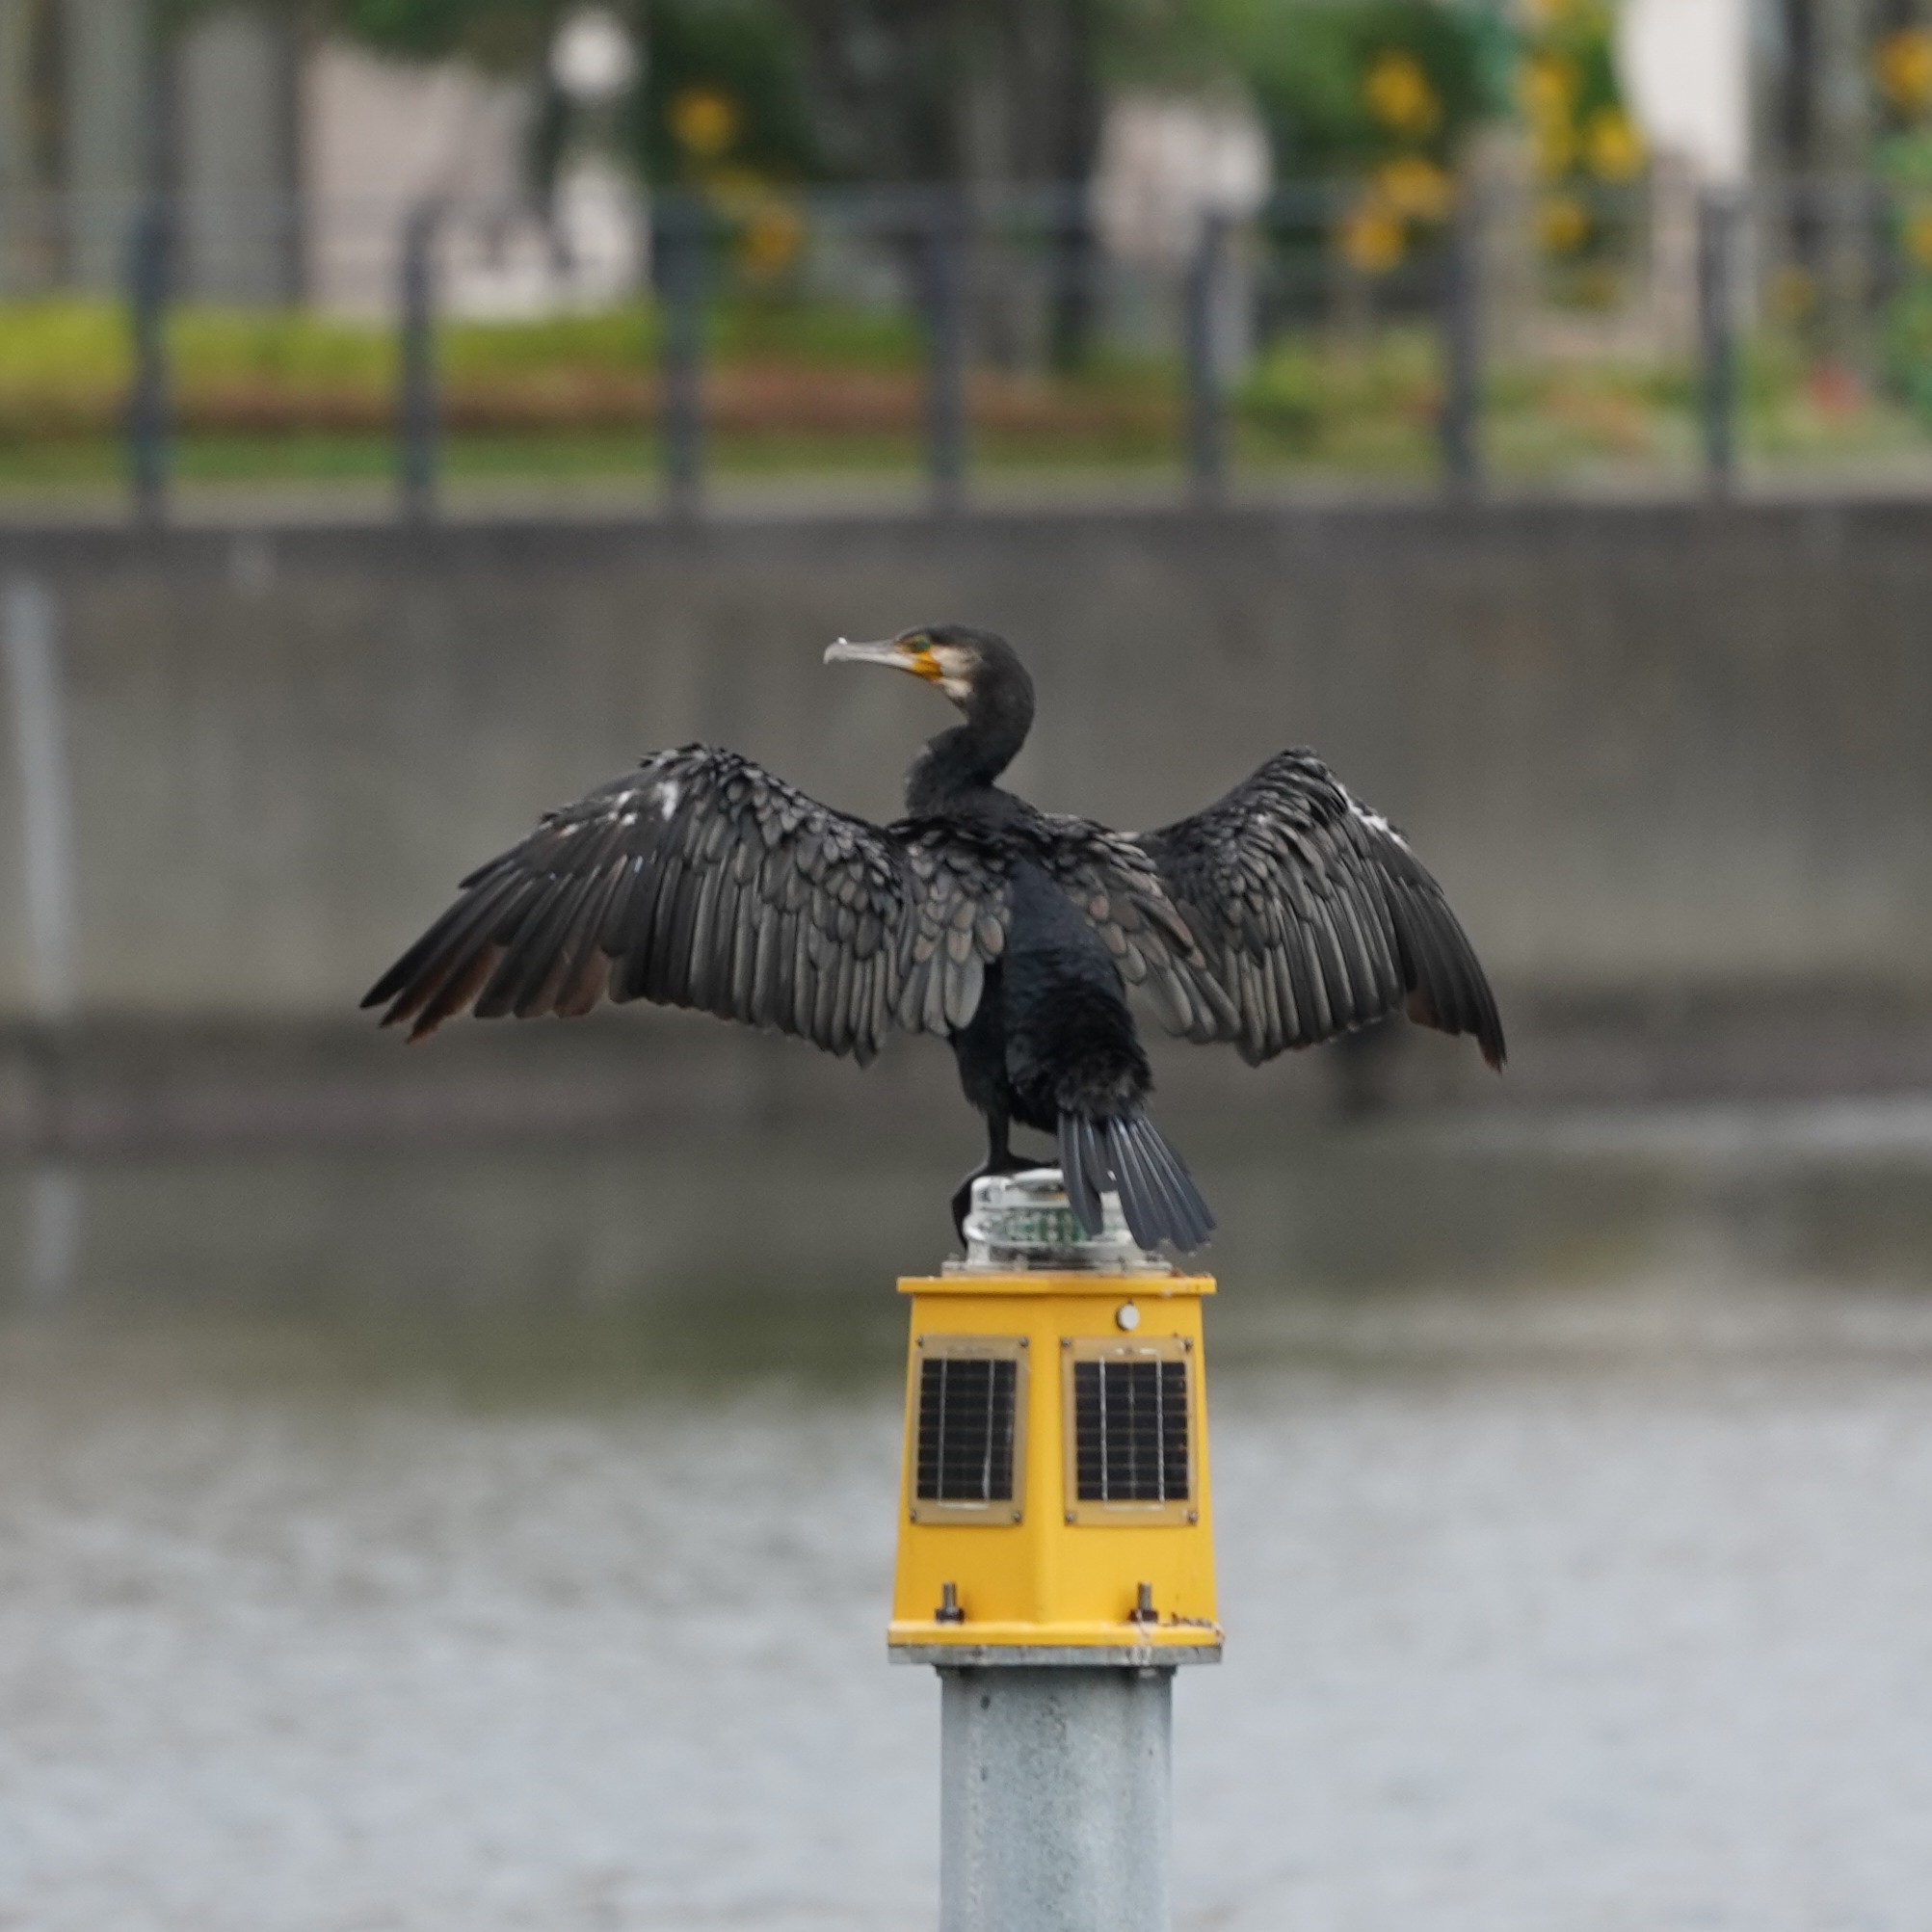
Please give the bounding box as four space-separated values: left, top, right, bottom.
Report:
1130 1114 1213 1251
1056 1109 1215 1255
1058 1113 1105 1235
1145 1120 1216 1251
1115 1117 1186 1249
1108 1116 1163 1229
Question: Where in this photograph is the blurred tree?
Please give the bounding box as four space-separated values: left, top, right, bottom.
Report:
1180 0 1488 180
1877 10 1932 416
779 0 1105 189
1168 0 1483 280
321 0 565 70
1515 0 1641 290
780 0 1109 363
635 0 821 183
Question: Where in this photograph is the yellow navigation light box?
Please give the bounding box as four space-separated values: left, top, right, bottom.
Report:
888 1265 1221 1657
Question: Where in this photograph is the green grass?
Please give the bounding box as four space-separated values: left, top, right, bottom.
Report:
6 296 1932 500
0 295 922 428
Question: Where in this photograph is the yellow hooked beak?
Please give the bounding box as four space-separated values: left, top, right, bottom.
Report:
824 634 945 681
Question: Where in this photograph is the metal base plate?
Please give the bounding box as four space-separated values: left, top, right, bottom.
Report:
890 1643 1222 1668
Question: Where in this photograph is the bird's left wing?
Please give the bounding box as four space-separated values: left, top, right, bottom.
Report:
1137 748 1505 1067
362 745 917 1062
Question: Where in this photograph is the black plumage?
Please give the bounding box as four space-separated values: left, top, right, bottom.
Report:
363 624 1504 1252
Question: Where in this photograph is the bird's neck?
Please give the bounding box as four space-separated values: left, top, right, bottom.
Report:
906 714 1028 815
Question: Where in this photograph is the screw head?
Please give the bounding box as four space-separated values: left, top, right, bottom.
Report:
1065 1510 1075 1523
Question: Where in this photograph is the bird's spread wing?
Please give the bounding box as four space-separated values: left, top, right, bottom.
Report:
362 745 923 1062
1137 749 1505 1067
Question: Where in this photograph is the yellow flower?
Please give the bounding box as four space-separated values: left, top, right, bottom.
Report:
1521 52 1575 127
1533 118 1576 177
1340 198 1406 275
1363 52 1442 138
1586 108 1644 180
1877 28 1932 115
670 86 741 160
740 199 805 280
1375 154 1454 222
1907 206 1932 270
1537 192 1589 254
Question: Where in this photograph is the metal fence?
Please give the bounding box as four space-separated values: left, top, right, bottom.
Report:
5 176 1932 522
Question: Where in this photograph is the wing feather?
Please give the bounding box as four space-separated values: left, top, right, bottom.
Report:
1137 748 1505 1067
363 746 1004 1061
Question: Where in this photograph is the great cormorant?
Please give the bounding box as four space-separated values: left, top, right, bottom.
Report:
363 624 1504 1251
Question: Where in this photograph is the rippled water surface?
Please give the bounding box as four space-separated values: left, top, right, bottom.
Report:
3 1104 1932 1931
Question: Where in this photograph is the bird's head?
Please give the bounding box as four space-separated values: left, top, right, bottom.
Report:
824 624 1030 719
826 624 1035 801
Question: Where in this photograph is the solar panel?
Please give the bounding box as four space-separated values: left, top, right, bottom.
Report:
917 1355 1018 1503
1072 1358 1189 1503
910 1337 1027 1523
1061 1337 1196 1525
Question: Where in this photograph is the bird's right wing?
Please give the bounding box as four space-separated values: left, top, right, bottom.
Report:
362 745 920 1062
1138 748 1505 1068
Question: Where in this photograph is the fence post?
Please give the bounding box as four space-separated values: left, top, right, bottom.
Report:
1183 213 1229 506
1697 188 1740 499
126 200 170 528
3 579 78 1026
397 202 439 525
1047 185 1096 376
1440 191 1483 496
659 194 705 517
924 192 968 516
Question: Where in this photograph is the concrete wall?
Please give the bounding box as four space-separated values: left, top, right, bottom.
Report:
0 500 1927 1025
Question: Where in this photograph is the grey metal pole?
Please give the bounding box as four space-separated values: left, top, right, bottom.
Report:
1440 193 1482 497
1697 187 1740 499
940 1665 1172 1932
4 576 78 1158
1047 187 1096 377
659 194 705 517
2 578 78 1024
126 199 169 527
397 201 439 525
924 193 968 516
1182 214 1228 506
